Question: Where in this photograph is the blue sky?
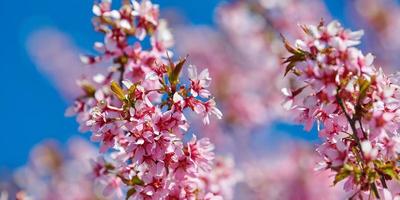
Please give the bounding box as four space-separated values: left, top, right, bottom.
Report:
0 0 347 168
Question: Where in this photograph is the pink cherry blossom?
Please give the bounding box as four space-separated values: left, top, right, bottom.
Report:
283 20 400 198
174 0 329 130
186 135 215 172
188 65 212 98
65 1 224 199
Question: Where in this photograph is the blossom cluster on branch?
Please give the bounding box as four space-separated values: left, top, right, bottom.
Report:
175 0 328 130
66 0 223 199
3 140 239 200
18 0 400 199
282 20 400 199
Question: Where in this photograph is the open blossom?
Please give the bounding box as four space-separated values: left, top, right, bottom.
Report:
166 156 239 200
67 0 223 199
188 65 212 98
131 0 159 40
282 20 400 198
186 136 215 172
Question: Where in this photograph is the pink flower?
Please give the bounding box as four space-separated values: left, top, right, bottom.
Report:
92 0 111 17
131 0 159 40
202 99 223 125
188 65 212 98
65 1 224 199
186 135 215 172
283 20 400 197
151 19 174 52
382 188 400 200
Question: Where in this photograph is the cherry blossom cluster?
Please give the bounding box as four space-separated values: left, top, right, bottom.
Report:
175 0 329 130
67 0 223 199
13 138 102 200
282 20 400 198
24 0 400 199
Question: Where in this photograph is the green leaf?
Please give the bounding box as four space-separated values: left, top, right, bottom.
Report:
169 57 187 86
80 82 96 97
131 175 144 186
358 78 370 101
284 60 297 76
282 54 306 76
334 165 352 185
367 169 379 183
126 188 136 200
379 163 399 180
334 171 350 185
110 81 126 101
281 34 301 55
126 82 139 103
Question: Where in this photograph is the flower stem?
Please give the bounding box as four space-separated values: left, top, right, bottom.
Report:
336 96 382 198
